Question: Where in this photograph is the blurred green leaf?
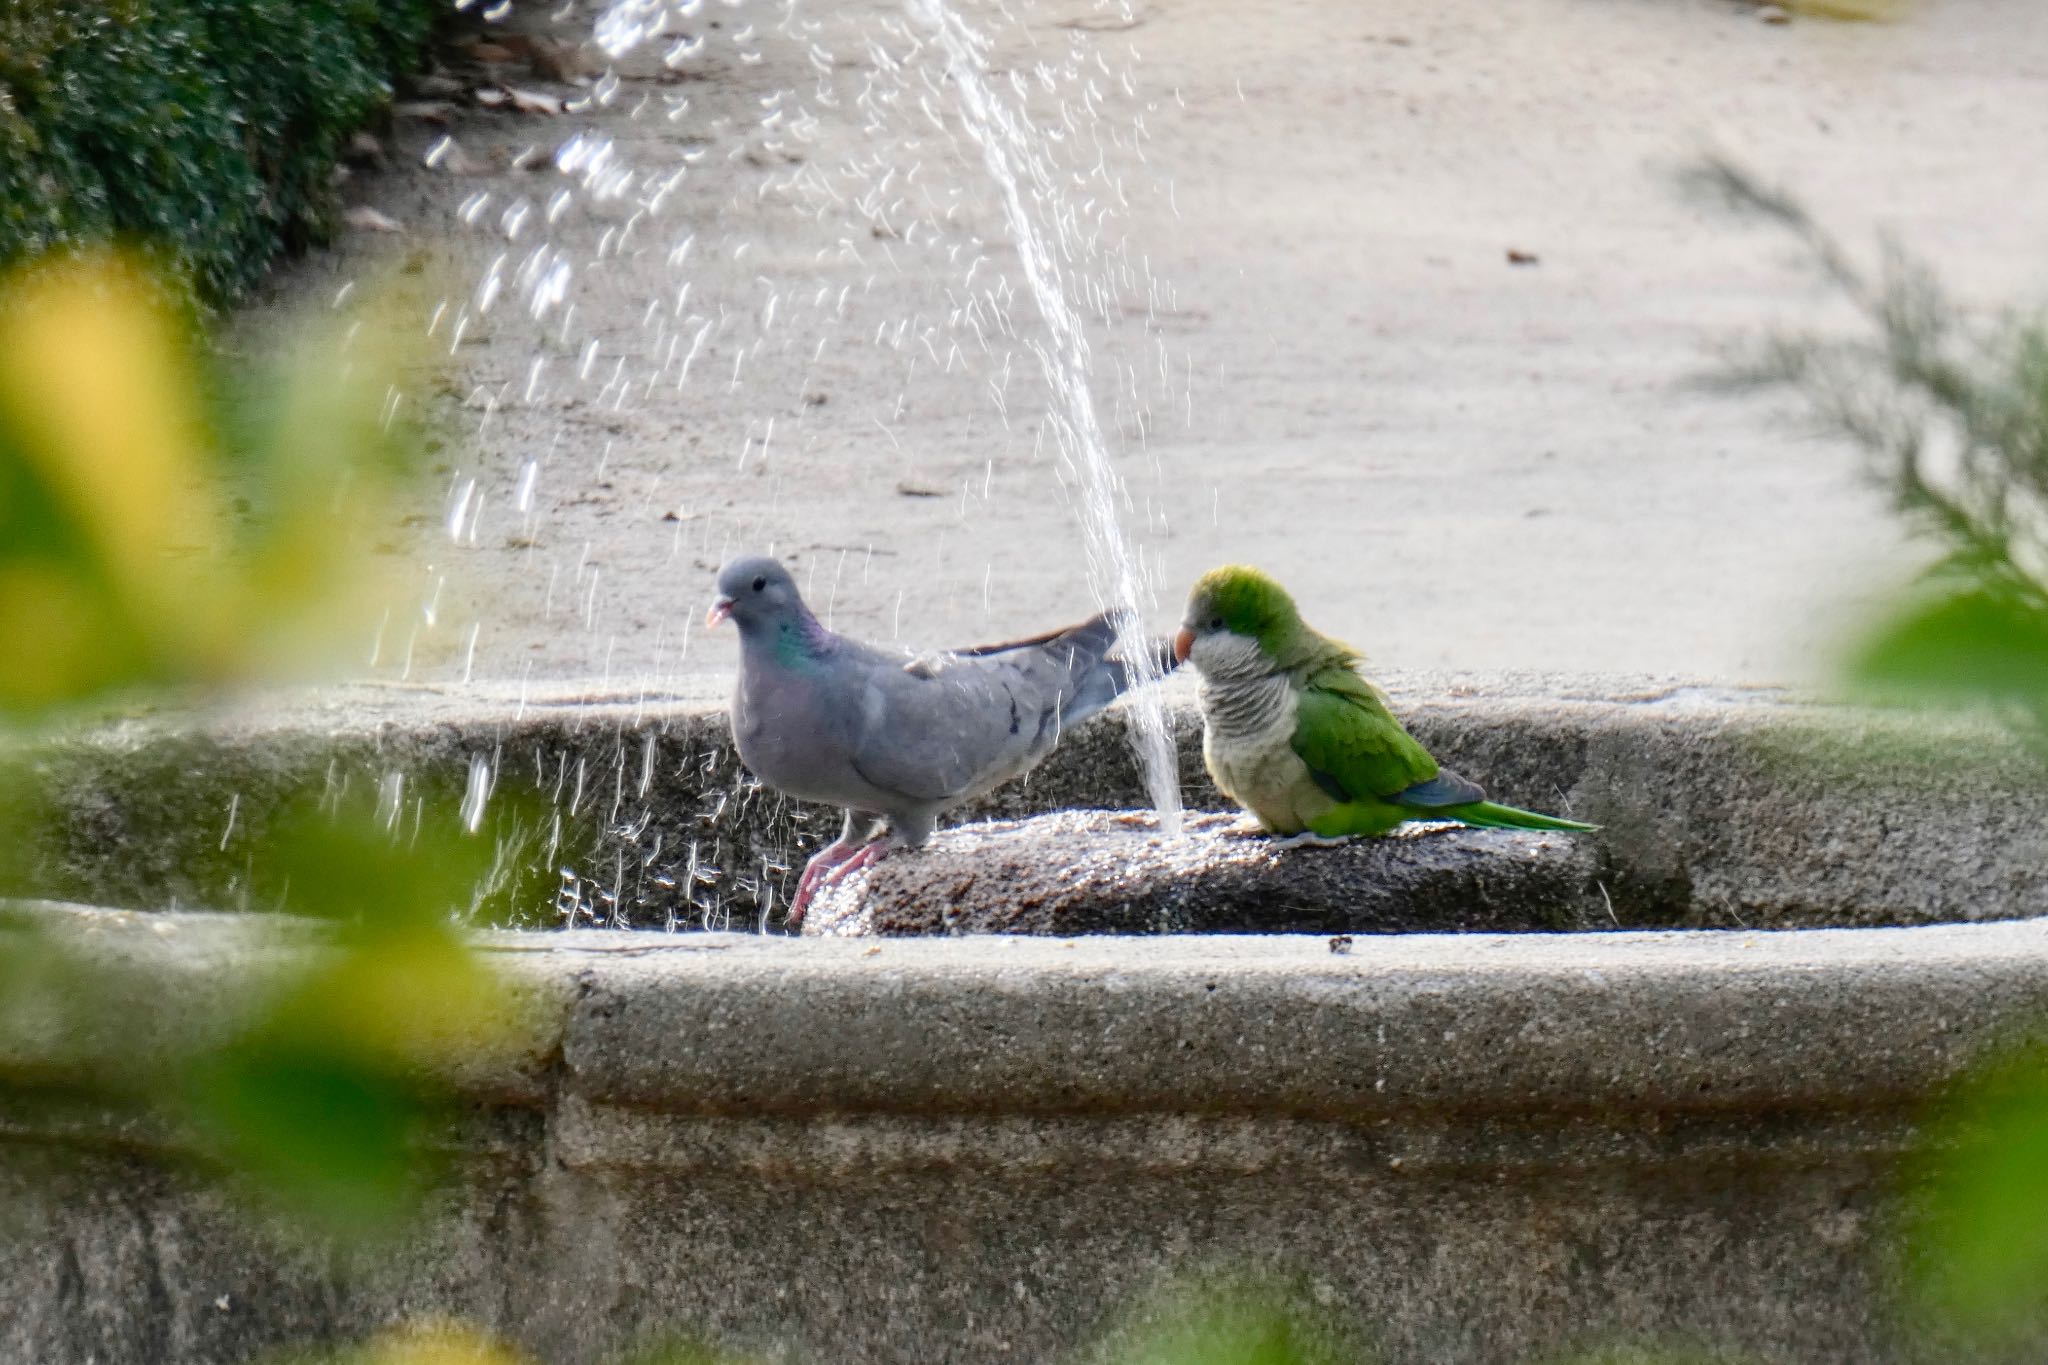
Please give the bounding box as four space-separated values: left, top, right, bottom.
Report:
1 803 529 1242
1909 1045 2048 1344
185 1033 426 1238
1093 1277 1366 1365
275 804 501 937
0 905 117 1093
1690 158 2048 747
170 802 526 1240
0 236 517 1255
1849 582 2048 728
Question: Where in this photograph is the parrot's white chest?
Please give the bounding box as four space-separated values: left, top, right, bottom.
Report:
1198 673 1321 833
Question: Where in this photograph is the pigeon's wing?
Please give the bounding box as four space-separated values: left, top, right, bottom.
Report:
1288 662 1440 805
843 616 1120 805
953 613 1178 728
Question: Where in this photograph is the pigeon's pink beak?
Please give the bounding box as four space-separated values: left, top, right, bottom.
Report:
706 596 735 628
1173 628 1194 664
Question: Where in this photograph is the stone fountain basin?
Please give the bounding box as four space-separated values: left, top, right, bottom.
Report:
3 676 2046 1362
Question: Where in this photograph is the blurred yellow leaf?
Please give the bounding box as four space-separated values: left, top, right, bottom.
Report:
321 1320 529 1365
0 252 230 673
0 250 428 719
230 301 420 678
0 253 517 1256
290 929 507 1071
0 562 114 708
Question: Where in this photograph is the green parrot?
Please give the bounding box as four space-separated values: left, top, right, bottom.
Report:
1173 565 1596 844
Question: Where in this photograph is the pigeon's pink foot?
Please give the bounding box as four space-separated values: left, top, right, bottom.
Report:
787 843 860 927
821 838 897 889
786 874 821 928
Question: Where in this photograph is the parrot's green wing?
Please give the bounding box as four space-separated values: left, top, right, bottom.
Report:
1288 664 1440 805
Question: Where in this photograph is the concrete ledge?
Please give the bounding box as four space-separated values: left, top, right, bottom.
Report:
537 922 2048 1125
8 905 2048 1362
18 907 2048 1129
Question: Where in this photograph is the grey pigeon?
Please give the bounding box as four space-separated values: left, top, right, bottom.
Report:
706 555 1174 924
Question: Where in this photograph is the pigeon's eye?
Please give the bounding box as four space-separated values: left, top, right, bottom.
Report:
1209 616 1224 630
751 576 768 593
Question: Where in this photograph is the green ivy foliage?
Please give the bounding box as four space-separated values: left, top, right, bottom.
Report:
0 0 440 306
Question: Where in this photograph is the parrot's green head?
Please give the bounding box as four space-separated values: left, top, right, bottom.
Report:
1175 564 1306 677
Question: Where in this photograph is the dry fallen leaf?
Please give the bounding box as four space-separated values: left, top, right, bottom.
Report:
1506 248 1540 266
895 480 944 498
422 137 483 175
1791 0 1909 16
343 206 404 234
343 131 384 167
525 35 593 82
392 100 458 125
476 85 562 115
1056 9 1146 30
405 71 466 99
505 87 565 116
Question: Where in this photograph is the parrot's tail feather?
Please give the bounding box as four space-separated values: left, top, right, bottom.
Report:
1451 801 1599 833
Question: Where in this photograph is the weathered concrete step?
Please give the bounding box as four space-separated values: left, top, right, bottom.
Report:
11 906 2048 1364
807 810 1603 936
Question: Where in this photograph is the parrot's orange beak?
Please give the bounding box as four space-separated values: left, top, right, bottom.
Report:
1173 628 1194 664
706 596 735 628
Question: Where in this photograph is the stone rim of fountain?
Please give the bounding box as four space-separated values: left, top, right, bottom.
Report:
9 903 2048 1168
6 672 2041 935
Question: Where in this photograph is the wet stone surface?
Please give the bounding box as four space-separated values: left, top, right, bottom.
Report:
804 809 1606 937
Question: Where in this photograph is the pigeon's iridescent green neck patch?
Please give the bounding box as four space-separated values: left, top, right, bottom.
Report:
774 618 825 669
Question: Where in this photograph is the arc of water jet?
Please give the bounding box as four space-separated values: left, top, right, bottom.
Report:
907 0 1181 834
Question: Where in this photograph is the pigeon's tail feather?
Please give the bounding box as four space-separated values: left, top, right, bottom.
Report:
953 612 1117 659
1058 664 1124 730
